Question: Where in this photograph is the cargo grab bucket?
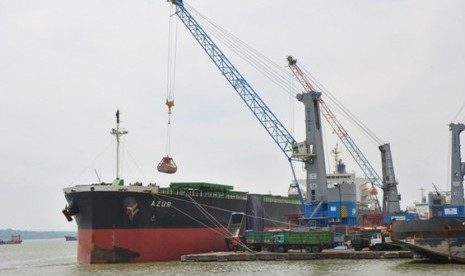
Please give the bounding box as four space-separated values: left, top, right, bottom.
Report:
157 156 177 174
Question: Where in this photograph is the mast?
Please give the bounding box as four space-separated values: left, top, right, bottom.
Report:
331 144 342 174
110 110 128 184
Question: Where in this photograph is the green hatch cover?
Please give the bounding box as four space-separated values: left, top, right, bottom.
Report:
169 182 234 191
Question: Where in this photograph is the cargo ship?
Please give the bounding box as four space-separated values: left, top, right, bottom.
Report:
62 111 302 263
65 235 77 241
63 182 301 263
390 123 465 263
0 235 22 245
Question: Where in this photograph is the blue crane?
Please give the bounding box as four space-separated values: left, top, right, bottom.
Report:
168 0 360 226
168 0 295 160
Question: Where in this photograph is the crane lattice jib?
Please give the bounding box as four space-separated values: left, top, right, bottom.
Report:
172 1 296 159
289 61 384 190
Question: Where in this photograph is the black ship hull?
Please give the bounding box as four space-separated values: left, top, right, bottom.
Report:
390 218 465 263
63 182 302 263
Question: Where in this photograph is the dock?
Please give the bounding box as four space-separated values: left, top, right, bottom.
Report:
181 249 415 262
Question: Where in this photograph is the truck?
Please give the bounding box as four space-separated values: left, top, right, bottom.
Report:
245 230 335 253
349 228 382 251
244 230 275 252
369 232 402 251
224 213 338 253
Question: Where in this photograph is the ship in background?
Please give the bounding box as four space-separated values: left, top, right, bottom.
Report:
0 235 22 245
291 143 381 236
64 235 77 241
390 123 465 263
404 187 430 220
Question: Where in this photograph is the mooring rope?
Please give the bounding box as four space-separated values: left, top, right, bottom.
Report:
155 192 301 228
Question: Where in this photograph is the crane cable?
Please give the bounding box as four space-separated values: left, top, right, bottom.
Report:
155 5 179 174
184 3 300 97
451 100 465 123
184 3 384 149
185 3 300 140
183 3 391 175
299 64 384 146
165 5 178 156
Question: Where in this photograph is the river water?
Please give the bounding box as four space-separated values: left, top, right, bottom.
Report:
1 239 463 276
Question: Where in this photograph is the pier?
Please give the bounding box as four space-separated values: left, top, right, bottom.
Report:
181 249 415 262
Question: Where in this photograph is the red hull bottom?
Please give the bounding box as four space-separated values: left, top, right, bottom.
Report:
77 228 228 263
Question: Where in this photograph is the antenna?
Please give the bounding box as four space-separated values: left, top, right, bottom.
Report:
419 187 426 203
94 169 101 183
432 182 441 196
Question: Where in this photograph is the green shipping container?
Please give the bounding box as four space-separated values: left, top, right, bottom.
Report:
274 231 333 245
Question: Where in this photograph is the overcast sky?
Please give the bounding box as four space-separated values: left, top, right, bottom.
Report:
1 0 464 231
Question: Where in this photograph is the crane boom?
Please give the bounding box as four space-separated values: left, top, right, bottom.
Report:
169 0 296 160
287 56 383 211
169 1 360 226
